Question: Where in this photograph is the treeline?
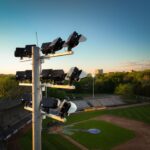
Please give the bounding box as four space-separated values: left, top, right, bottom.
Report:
0 69 150 100
0 75 30 99
74 69 150 97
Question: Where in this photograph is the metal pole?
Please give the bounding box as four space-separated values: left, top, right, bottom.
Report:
92 75 95 99
32 46 42 150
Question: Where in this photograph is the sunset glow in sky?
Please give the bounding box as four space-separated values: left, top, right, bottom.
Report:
0 0 150 74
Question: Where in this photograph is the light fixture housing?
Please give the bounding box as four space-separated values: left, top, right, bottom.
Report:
64 31 86 51
25 44 36 57
41 38 65 55
41 97 61 113
66 67 82 85
16 71 25 81
14 44 36 59
59 100 77 118
24 70 32 81
41 69 53 81
14 48 26 59
51 69 66 84
41 69 66 84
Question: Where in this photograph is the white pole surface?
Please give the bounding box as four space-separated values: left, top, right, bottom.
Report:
92 75 95 99
32 46 42 150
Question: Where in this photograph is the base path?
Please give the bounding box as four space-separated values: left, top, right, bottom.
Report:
97 115 150 150
59 133 88 150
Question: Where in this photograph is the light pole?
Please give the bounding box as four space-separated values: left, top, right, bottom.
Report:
32 46 42 150
92 74 95 99
14 31 87 150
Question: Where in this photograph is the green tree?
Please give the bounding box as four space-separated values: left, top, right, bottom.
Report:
47 88 67 99
0 75 24 99
115 83 134 96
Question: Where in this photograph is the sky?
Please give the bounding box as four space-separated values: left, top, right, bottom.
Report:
0 0 150 74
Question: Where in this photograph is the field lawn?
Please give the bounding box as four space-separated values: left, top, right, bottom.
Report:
20 129 79 150
66 104 150 125
19 104 150 150
66 110 106 124
70 120 135 150
106 104 150 124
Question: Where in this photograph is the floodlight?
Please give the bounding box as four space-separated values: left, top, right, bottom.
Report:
67 101 77 114
41 69 53 80
20 93 32 106
41 42 51 55
65 67 82 85
79 70 87 79
59 100 77 118
50 38 65 52
24 44 36 57
51 69 66 84
14 45 36 59
41 37 65 55
16 71 25 81
14 48 26 59
41 69 66 84
24 70 32 80
64 31 86 51
41 97 60 113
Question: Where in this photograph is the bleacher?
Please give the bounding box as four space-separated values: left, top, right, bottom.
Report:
97 96 125 107
73 100 90 111
73 95 125 111
0 99 21 111
87 100 102 107
0 105 30 130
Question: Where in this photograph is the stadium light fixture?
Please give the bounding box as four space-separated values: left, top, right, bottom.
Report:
41 69 66 84
20 93 32 106
59 100 77 118
51 69 66 84
41 42 51 55
41 98 77 119
25 45 36 57
14 44 36 59
14 31 87 150
66 67 87 85
41 97 60 113
24 70 32 81
17 67 86 86
16 70 32 81
41 69 53 81
41 37 65 55
64 31 86 51
16 71 25 81
22 96 77 120
15 48 26 59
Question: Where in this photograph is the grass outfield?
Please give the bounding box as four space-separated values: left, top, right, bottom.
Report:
20 129 79 150
19 104 150 150
66 109 106 124
20 120 135 150
70 120 134 150
106 104 150 124
66 104 150 125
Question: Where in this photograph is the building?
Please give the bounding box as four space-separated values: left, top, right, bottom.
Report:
95 69 103 75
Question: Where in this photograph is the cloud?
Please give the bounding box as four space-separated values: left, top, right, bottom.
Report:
119 60 150 71
89 60 150 73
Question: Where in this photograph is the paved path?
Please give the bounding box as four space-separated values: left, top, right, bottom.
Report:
107 102 150 110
